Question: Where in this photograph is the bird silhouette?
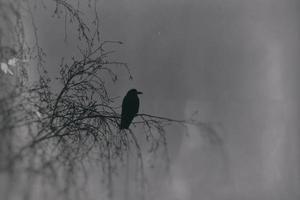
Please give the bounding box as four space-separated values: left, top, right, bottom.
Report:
120 89 143 129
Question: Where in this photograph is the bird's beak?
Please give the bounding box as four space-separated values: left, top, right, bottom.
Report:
137 91 143 95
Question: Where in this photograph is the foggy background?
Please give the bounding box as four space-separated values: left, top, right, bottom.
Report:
2 0 300 199
99 1 300 199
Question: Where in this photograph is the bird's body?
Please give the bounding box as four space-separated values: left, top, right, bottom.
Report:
120 89 142 129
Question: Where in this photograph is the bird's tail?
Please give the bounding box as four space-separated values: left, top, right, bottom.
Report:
119 119 130 130
119 121 127 130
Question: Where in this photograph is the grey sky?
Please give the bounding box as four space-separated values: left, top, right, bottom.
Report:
33 0 300 199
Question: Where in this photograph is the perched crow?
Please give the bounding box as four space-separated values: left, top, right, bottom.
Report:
120 89 143 129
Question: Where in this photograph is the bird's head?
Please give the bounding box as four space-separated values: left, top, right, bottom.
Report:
128 89 143 95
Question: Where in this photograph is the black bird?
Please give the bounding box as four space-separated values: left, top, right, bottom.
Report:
120 89 143 129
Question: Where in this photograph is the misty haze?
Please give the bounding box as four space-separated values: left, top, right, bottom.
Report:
0 0 300 200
